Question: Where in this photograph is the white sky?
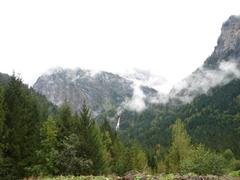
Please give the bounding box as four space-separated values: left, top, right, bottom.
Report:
1 0 240 93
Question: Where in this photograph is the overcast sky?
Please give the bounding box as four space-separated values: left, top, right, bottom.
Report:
1 0 240 93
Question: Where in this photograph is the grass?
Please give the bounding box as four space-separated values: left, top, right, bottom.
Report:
26 172 240 180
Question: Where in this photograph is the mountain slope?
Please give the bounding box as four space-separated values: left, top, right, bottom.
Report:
118 15 240 157
33 68 158 115
170 15 240 102
120 78 240 157
0 72 10 85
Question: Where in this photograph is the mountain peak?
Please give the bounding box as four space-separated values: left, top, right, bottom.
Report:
204 15 240 67
170 15 240 102
33 67 159 114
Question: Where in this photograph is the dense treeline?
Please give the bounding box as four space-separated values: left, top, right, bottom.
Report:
0 74 239 179
112 79 240 175
0 75 147 179
119 79 240 157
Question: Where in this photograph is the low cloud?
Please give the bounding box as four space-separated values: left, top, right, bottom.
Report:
116 69 167 113
170 60 240 103
123 81 146 112
118 60 240 113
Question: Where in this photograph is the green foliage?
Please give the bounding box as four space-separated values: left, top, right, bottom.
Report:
166 119 191 173
2 73 240 177
57 103 75 139
223 149 235 161
180 80 240 156
229 170 240 177
232 160 240 170
118 79 240 160
180 145 227 175
110 134 127 175
0 74 151 178
33 116 59 175
57 134 93 176
0 87 5 135
0 75 42 179
148 144 163 173
77 103 109 175
0 87 5 169
125 143 148 172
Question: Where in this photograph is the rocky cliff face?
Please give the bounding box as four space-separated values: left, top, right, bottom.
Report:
34 15 240 109
170 15 240 103
33 68 158 114
0 72 10 85
205 15 240 67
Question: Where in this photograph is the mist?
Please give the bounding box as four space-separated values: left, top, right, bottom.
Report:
118 60 240 113
170 60 240 103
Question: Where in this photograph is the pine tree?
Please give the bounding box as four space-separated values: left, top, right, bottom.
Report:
78 103 108 175
58 133 93 176
111 134 126 175
34 116 59 175
100 120 113 174
0 87 5 169
0 75 41 179
57 103 74 139
0 87 4 135
125 143 148 172
166 118 191 173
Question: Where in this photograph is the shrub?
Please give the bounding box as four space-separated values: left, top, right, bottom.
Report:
180 145 227 175
229 170 240 177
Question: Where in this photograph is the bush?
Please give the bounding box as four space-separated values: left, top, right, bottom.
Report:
229 170 240 177
180 145 227 175
232 160 240 171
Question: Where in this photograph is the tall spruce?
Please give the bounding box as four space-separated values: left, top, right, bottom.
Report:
57 103 74 139
34 116 59 175
79 103 108 175
166 118 191 173
111 134 127 175
0 75 41 179
0 87 5 169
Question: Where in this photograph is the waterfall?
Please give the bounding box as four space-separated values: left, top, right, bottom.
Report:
115 116 121 131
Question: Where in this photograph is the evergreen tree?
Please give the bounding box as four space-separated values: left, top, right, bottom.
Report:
57 103 74 139
0 87 5 168
58 133 93 176
78 103 108 175
100 120 113 174
125 142 148 172
180 145 227 175
33 116 59 175
111 134 127 175
0 87 4 135
149 144 166 173
166 118 191 173
0 75 41 179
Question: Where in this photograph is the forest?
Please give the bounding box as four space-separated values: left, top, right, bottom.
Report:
0 74 240 179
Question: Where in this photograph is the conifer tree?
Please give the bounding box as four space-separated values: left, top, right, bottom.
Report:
111 134 126 175
125 143 148 172
79 103 108 175
1 75 41 179
166 118 191 173
0 87 4 135
0 87 5 169
57 103 74 139
34 116 59 175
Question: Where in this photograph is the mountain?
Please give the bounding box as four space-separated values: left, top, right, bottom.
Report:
204 15 240 67
0 72 57 117
170 15 240 103
33 68 158 115
0 72 10 85
119 15 240 157
33 15 240 114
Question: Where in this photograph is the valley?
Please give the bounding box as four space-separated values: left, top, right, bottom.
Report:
0 15 240 180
